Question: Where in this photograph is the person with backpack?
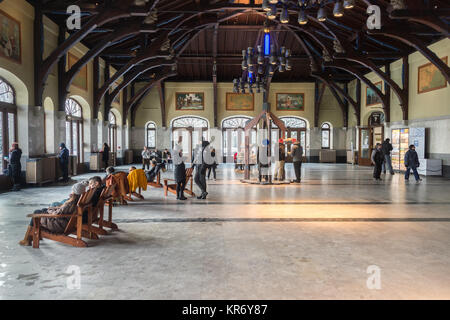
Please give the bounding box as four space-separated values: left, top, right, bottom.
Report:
174 147 187 200
289 140 303 183
404 144 422 183
192 141 211 199
371 143 384 181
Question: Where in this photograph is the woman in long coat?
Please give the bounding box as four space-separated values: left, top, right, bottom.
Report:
8 142 22 191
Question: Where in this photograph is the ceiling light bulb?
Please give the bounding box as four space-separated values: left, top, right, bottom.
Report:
280 7 289 24
262 0 271 11
343 0 355 9
267 5 277 20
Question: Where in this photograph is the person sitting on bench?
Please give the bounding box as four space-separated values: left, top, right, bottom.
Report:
103 166 115 184
146 160 162 182
19 182 87 246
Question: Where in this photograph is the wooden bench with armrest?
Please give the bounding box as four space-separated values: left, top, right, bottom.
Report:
83 184 118 237
148 170 163 188
26 188 96 248
163 167 195 197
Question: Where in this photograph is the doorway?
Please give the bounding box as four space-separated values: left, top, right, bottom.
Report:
358 112 384 166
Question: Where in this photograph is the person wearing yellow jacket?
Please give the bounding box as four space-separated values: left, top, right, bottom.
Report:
127 167 147 200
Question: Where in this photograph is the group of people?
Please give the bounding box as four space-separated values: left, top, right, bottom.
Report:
371 138 422 183
141 147 172 171
19 176 105 246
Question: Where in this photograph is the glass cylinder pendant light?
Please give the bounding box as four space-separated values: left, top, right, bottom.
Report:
317 6 327 22
262 0 271 12
267 5 277 20
343 0 355 9
280 7 289 24
298 9 308 25
269 0 278 4
333 1 344 17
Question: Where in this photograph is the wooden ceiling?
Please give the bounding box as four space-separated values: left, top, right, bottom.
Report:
29 0 449 125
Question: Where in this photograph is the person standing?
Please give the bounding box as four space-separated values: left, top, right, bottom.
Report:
7 142 22 191
381 138 395 175
289 141 303 183
371 143 384 181
58 143 70 183
193 141 210 199
102 143 110 169
404 144 422 183
207 148 218 180
142 146 151 170
274 143 286 181
174 148 187 200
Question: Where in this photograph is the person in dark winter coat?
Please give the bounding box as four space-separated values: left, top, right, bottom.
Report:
7 142 22 191
371 143 384 181
174 148 187 200
404 144 422 183
207 148 218 180
58 143 70 182
102 143 110 169
289 141 303 183
381 138 395 175
192 141 210 199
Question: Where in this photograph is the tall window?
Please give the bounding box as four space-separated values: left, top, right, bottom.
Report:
222 116 255 157
0 78 17 171
146 122 157 148
65 98 83 163
273 117 307 156
108 112 117 153
321 123 331 149
172 116 209 162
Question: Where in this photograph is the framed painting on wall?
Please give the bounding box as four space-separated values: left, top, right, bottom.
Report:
226 93 254 111
0 9 21 64
276 93 304 111
418 56 448 94
67 53 88 90
366 81 383 106
176 92 204 110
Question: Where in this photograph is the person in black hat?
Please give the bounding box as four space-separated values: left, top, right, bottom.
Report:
58 143 70 183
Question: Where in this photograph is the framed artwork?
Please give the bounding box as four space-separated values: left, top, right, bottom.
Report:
418 57 448 94
0 9 21 64
226 93 254 111
276 93 304 111
366 81 383 106
67 53 88 90
110 81 121 106
176 92 204 110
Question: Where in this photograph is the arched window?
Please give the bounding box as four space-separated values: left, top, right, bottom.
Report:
146 122 157 149
273 117 307 156
171 116 209 162
221 116 255 158
0 78 17 171
108 112 117 153
321 123 331 149
65 98 83 163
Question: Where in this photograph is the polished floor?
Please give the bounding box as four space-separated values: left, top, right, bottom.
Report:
1 163 450 299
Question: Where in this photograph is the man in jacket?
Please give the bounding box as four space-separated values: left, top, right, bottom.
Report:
371 143 384 181
58 143 70 183
289 141 303 183
381 138 395 175
142 146 151 170
7 142 22 191
404 144 422 183
192 141 210 199
274 143 286 181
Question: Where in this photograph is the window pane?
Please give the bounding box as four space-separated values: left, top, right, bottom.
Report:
147 129 156 148
0 79 14 103
322 130 330 148
8 113 15 146
0 112 3 171
72 122 78 156
301 132 306 156
65 121 71 152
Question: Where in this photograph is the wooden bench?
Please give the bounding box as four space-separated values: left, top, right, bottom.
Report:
163 167 195 197
26 188 96 248
84 185 118 237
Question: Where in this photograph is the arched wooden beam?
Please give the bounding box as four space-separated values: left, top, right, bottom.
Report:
389 9 450 36
63 22 156 95
324 61 390 121
311 73 348 128
333 52 407 110
368 27 450 84
37 0 157 104
109 59 176 103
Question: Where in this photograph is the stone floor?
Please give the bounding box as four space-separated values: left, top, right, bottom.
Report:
1 163 449 299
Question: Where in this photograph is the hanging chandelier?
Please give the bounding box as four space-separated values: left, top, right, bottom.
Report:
233 21 292 94
261 0 355 25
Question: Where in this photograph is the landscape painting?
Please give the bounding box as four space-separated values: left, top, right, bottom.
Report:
176 92 204 110
226 93 254 111
0 9 21 64
276 93 304 111
418 57 447 94
68 53 88 90
366 81 383 106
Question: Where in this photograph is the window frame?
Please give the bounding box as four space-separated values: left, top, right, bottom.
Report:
321 122 331 149
65 98 84 164
146 122 157 149
0 78 18 172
